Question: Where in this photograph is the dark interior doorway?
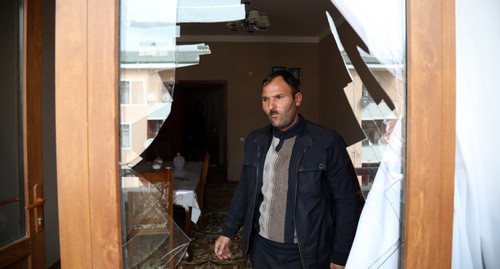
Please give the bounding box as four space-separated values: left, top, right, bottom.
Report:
139 80 228 181
176 80 227 181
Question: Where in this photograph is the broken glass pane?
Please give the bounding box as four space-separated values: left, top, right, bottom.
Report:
325 0 406 267
119 1 245 267
121 167 191 268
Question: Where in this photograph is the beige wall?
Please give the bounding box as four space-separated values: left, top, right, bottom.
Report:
176 41 320 180
176 38 398 181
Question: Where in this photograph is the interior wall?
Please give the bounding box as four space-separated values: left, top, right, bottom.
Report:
42 0 59 266
176 41 320 180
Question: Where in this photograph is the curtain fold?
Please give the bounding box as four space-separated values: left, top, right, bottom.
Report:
453 0 500 268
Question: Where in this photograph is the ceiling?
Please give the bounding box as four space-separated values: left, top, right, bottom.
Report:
179 0 335 42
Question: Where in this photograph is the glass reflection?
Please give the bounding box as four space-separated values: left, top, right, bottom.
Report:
347 67 404 197
119 0 178 165
118 0 406 267
325 0 406 268
119 1 188 267
119 1 244 268
119 67 175 165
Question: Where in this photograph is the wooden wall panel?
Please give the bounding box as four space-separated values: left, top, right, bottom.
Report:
405 0 456 267
55 0 93 267
55 0 121 268
87 0 121 267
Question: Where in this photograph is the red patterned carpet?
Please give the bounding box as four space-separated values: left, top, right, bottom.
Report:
177 181 247 269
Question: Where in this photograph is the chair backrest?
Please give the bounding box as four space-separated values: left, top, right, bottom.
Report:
140 171 174 217
137 170 175 269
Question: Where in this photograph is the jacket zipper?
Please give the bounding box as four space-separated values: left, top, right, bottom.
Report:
294 141 312 268
245 140 261 267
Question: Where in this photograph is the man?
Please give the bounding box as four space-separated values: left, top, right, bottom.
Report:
214 70 363 268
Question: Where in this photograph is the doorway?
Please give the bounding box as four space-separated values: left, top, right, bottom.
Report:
176 81 228 182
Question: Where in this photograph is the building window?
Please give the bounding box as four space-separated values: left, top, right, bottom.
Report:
121 124 131 149
120 80 145 105
362 120 386 146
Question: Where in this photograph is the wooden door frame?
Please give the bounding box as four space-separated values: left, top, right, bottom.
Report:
404 0 455 267
54 0 455 267
55 0 122 268
24 0 46 266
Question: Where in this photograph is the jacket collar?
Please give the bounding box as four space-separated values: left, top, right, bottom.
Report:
272 116 303 151
254 114 313 150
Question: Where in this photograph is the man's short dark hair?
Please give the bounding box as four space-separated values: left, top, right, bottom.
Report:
262 70 301 96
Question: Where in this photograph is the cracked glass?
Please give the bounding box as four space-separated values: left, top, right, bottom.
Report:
119 0 191 267
325 0 406 267
119 1 244 268
118 0 406 267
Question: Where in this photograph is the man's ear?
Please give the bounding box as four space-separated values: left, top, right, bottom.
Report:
295 92 303 107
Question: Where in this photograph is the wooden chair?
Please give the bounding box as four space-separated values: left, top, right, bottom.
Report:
125 170 175 269
140 171 174 217
195 150 210 228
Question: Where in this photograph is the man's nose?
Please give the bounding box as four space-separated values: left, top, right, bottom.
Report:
267 99 276 109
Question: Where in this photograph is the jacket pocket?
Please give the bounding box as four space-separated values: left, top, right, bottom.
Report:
297 154 327 196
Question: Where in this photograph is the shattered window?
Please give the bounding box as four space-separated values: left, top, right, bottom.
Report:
118 0 245 268
118 0 406 267
325 0 406 268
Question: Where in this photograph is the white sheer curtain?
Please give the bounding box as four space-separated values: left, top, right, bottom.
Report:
453 0 500 268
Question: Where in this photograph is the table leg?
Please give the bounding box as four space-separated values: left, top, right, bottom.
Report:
184 207 192 236
184 207 193 262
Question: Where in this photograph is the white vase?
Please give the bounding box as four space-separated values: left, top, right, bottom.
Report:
173 153 185 169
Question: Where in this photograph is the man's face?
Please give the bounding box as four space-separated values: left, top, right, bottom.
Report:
261 76 302 132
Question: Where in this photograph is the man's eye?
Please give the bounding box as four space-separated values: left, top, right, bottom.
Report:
262 98 268 102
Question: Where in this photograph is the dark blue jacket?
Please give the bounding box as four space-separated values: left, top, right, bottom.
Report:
221 117 363 268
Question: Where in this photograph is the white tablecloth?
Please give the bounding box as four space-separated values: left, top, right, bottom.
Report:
171 163 203 223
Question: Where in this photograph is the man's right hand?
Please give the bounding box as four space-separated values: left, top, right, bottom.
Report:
214 235 233 260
